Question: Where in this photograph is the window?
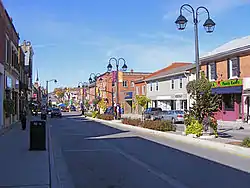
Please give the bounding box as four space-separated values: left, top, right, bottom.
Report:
156 81 159 91
179 78 183 89
122 80 128 87
136 87 139 95
142 85 146 95
209 62 216 81
150 82 153 91
131 81 134 87
171 79 174 89
224 94 234 111
229 58 239 78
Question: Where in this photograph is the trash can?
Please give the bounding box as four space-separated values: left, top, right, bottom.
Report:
30 121 46 151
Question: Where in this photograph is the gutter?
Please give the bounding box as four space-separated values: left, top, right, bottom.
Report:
200 45 250 63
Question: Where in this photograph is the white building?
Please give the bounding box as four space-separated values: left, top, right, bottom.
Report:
145 63 195 111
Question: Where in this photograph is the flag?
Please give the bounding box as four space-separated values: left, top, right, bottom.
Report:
112 71 116 82
118 71 123 83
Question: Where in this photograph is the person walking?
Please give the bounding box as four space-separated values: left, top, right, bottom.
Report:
20 107 27 130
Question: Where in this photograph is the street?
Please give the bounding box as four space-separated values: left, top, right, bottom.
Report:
49 112 250 188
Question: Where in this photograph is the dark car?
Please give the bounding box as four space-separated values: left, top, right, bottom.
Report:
51 108 62 118
143 107 162 120
70 105 76 111
104 106 114 115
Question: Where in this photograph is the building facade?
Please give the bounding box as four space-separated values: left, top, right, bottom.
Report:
200 36 250 122
146 63 193 111
0 1 20 127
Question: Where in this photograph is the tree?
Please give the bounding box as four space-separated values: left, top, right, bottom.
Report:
54 88 65 102
98 98 107 112
135 95 151 118
186 72 221 124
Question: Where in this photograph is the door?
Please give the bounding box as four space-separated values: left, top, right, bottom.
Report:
222 94 238 121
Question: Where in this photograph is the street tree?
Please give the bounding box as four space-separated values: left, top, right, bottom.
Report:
186 72 221 124
135 95 151 118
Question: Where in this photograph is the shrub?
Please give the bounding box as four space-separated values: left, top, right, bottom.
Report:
242 137 250 148
97 114 114 121
185 119 203 137
91 111 99 118
122 118 142 126
142 120 176 132
184 113 196 127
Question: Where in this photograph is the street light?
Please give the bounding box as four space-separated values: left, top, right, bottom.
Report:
89 73 101 109
78 82 88 115
175 4 215 80
107 57 127 106
46 79 57 106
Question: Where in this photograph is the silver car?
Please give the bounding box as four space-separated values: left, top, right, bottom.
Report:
160 110 185 123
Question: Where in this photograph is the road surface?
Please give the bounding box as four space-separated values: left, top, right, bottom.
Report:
49 112 250 188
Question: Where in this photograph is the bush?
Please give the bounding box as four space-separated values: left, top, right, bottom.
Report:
184 113 196 127
122 118 142 126
242 137 250 148
185 119 203 137
142 120 176 132
122 118 175 132
97 114 114 121
91 111 99 118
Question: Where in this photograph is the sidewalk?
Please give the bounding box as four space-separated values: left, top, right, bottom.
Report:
0 117 50 188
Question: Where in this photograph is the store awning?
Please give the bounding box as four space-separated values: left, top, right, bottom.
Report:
212 86 242 94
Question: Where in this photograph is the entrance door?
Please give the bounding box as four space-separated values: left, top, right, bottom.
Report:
222 94 238 121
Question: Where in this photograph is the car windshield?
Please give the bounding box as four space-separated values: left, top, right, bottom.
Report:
52 108 60 111
174 110 184 114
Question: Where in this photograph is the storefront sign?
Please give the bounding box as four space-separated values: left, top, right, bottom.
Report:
124 92 133 100
6 76 12 89
212 79 243 88
175 94 183 98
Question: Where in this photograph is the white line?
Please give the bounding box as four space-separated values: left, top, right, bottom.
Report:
103 141 189 188
64 149 113 152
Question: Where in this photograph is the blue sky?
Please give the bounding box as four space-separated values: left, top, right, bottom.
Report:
3 0 250 92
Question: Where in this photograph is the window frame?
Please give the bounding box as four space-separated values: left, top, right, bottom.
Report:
179 78 183 89
122 80 128 87
150 82 153 91
131 81 134 87
229 58 239 79
209 62 216 81
156 81 159 91
171 79 174 90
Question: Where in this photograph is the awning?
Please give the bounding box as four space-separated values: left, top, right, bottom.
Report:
212 86 242 94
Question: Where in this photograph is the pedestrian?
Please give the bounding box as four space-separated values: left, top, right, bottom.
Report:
20 107 27 130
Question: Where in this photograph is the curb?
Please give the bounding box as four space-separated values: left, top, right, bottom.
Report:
86 117 250 158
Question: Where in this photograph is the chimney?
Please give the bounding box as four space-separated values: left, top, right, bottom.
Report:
131 69 134 73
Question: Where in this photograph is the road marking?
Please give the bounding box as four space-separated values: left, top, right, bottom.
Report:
101 141 189 188
64 149 113 152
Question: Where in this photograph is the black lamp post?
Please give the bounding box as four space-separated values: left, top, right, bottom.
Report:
175 4 215 80
107 58 127 107
78 82 88 115
89 73 101 110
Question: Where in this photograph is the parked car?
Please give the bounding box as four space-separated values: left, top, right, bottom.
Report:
61 107 69 112
47 107 52 113
51 108 62 118
70 105 76 111
104 106 114 115
143 107 162 120
160 110 185 123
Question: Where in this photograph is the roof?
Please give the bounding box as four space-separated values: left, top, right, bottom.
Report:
144 62 192 80
200 36 250 62
145 64 195 81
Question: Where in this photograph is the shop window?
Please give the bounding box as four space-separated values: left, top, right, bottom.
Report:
131 81 134 87
224 94 234 111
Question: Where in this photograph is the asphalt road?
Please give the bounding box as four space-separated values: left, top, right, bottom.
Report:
49 112 250 188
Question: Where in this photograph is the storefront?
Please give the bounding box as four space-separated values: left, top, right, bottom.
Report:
212 79 243 121
124 91 133 114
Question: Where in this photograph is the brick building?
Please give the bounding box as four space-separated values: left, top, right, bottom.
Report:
95 70 151 114
0 1 20 127
200 36 250 122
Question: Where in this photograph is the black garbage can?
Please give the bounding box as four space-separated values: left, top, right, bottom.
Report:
30 121 46 151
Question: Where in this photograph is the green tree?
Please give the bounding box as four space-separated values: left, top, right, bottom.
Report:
135 95 151 118
98 98 107 112
54 88 65 102
186 72 221 124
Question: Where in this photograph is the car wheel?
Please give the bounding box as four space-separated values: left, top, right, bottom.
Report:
51 115 53 118
172 118 175 124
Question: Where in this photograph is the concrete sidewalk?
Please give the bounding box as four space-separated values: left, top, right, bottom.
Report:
0 118 50 188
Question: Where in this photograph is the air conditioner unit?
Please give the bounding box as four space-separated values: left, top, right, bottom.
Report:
243 77 250 90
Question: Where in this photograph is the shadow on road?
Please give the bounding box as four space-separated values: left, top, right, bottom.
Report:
55 118 250 188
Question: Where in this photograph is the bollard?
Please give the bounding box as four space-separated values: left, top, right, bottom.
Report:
30 121 46 151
